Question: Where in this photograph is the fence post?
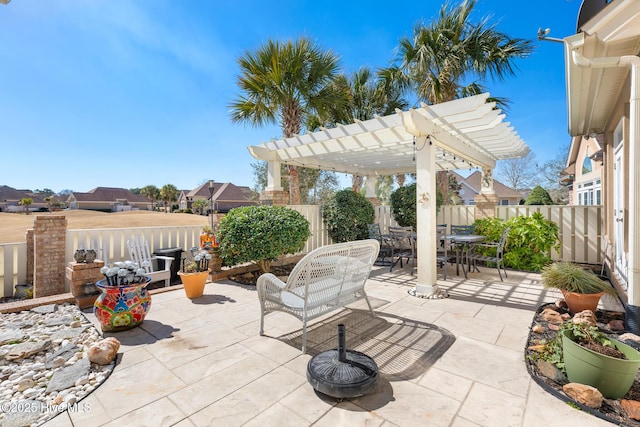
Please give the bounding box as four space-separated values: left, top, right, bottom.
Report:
33 216 67 297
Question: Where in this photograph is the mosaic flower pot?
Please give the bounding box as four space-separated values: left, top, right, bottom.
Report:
179 270 210 299
94 278 152 332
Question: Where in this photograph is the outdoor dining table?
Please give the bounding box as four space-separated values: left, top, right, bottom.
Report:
441 234 487 278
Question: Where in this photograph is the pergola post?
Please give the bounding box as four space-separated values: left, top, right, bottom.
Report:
260 159 289 206
414 135 438 295
474 167 498 219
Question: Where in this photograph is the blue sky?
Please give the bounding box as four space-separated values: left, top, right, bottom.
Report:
0 0 581 194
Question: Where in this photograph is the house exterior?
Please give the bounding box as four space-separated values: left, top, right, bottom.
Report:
449 171 522 206
561 0 640 321
0 185 48 212
67 187 152 212
177 182 257 213
561 135 604 206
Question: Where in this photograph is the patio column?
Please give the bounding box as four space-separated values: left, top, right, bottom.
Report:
259 159 289 206
627 60 640 312
414 135 438 296
364 176 380 206
474 167 498 219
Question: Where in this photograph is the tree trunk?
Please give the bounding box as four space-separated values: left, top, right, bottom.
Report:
288 165 300 205
351 175 364 192
437 171 449 204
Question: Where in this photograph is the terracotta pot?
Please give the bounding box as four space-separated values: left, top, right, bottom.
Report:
94 278 151 332
179 270 210 299
562 290 604 314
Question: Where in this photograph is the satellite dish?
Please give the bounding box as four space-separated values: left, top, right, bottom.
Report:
577 0 609 32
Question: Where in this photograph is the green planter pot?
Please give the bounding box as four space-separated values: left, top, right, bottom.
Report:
562 329 640 399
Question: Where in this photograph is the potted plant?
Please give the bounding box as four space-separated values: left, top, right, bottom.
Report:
561 322 640 399
541 261 616 314
179 248 212 299
94 261 152 332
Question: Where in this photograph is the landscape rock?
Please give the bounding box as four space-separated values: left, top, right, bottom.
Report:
45 357 91 393
5 340 51 361
0 330 25 346
88 337 120 365
531 324 545 334
563 383 603 409
620 333 640 344
536 360 567 384
30 304 58 314
622 400 640 420
541 308 564 324
572 310 597 326
608 319 625 331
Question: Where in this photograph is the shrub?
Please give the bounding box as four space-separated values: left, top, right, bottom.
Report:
502 212 560 272
472 212 560 272
390 183 416 229
217 206 311 273
525 185 554 205
321 189 374 242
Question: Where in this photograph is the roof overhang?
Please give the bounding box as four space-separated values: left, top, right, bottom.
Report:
565 0 640 136
247 93 529 176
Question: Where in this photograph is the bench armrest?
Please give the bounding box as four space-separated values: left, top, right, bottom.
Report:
151 256 173 271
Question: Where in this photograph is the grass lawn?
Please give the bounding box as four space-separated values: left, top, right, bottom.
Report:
0 210 209 244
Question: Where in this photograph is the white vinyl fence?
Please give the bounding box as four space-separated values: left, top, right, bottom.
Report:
0 205 604 298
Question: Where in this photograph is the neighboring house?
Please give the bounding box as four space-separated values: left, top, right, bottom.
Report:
0 185 48 212
177 182 257 213
67 187 152 212
449 171 522 206
561 0 640 306
561 135 604 206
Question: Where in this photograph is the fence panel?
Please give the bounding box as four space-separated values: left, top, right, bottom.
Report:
287 205 331 253
0 243 27 298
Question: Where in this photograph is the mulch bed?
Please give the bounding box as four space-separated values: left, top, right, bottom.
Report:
526 302 640 426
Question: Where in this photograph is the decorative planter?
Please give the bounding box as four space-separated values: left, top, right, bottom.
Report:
562 329 640 399
179 270 210 299
561 290 604 315
94 278 152 332
205 248 223 272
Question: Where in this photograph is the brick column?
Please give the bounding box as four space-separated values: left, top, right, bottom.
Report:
26 229 35 284
33 216 67 297
66 260 104 308
260 189 289 206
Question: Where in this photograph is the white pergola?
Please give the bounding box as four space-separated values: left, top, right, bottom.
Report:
248 93 529 295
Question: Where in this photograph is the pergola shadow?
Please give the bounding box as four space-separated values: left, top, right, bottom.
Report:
278 308 456 382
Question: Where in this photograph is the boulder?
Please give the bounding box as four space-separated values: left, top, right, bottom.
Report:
541 308 563 324
87 337 120 365
563 383 603 409
572 310 597 326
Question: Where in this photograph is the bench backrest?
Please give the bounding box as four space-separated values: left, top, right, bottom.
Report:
284 239 380 304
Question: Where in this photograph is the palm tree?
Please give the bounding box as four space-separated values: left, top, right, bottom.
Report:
140 185 161 211
192 198 208 215
230 37 347 204
160 184 179 213
312 67 408 192
390 0 533 105
385 0 533 197
19 197 32 215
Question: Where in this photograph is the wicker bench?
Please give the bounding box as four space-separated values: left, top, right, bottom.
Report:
257 239 380 353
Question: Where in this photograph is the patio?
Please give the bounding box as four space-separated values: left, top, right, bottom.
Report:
43 265 619 427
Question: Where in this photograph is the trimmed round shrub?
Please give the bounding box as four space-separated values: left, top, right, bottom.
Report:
217 206 311 274
321 189 375 242
525 185 554 205
390 183 416 229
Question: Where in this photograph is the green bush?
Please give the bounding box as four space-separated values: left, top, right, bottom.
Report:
472 212 560 272
217 206 311 274
321 189 374 242
525 185 554 205
390 183 416 229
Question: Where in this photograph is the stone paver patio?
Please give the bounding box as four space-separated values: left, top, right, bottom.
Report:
42 265 620 426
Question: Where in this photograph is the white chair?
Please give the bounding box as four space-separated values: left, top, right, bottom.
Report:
257 239 380 353
127 237 173 287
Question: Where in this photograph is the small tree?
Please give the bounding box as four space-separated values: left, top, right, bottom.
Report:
525 185 554 205
19 198 32 214
321 189 374 242
192 199 208 215
218 206 311 274
160 184 179 213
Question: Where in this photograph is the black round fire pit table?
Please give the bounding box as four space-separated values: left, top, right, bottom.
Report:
306 324 379 399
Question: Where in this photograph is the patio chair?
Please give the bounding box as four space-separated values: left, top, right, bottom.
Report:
367 224 392 266
388 226 416 272
468 227 510 281
436 225 454 280
127 237 173 287
450 224 476 275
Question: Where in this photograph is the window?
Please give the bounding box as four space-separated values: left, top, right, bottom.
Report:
582 156 593 174
500 199 509 206
576 179 602 206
